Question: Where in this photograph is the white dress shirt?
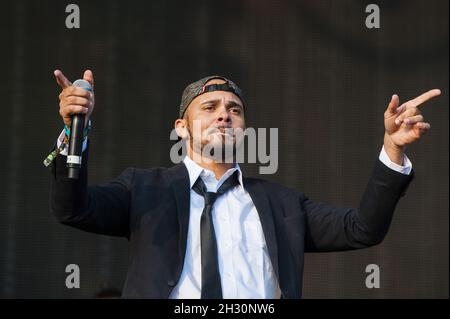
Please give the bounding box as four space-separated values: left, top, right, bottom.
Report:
56 132 413 298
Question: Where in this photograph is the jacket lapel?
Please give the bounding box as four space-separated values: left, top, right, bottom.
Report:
168 163 191 279
244 178 280 282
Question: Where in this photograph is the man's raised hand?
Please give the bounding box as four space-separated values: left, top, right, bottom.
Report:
54 69 95 128
384 89 441 149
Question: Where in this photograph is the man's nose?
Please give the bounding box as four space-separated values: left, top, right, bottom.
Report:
217 109 231 123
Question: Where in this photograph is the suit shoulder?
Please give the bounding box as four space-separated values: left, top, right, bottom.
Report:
122 166 170 182
131 166 170 177
244 176 303 198
120 163 186 185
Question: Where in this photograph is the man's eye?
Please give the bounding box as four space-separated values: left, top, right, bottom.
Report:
203 106 213 111
231 108 241 114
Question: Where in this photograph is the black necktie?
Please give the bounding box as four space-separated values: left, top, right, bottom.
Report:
192 171 240 299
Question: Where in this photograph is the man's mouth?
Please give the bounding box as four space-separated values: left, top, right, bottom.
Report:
209 127 233 135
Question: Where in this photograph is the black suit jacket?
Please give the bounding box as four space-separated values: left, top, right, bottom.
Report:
49 148 413 298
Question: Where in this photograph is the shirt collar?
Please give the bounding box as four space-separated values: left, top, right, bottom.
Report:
182 155 244 190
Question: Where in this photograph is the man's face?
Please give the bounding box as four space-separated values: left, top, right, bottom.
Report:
175 79 246 160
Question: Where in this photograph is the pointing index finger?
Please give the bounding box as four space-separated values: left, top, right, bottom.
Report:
408 89 441 108
54 69 72 89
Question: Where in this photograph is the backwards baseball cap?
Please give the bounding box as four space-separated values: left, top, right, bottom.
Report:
179 75 244 118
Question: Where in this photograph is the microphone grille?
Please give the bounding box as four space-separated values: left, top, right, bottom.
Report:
72 79 93 92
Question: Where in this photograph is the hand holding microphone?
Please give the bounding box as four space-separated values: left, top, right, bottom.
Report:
54 69 95 179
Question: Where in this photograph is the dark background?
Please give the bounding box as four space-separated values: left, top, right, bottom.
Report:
0 0 448 298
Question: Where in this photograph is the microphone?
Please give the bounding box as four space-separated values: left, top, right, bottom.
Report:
67 79 92 179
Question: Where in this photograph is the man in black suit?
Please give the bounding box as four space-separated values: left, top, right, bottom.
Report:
49 69 440 298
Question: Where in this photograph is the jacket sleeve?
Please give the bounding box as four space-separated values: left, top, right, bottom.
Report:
303 159 414 252
49 143 132 237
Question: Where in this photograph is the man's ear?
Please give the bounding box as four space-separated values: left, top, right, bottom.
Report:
175 118 189 139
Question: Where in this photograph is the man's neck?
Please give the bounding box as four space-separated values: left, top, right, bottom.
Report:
187 152 235 180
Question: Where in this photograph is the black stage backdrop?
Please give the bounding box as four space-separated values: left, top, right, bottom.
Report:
0 0 448 298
